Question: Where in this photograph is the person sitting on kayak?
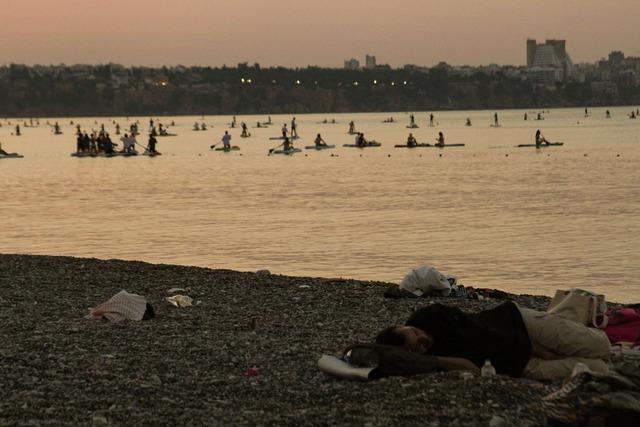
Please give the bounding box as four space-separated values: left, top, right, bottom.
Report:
282 137 292 151
147 134 158 154
535 130 549 148
435 132 445 147
194 122 200 131
407 133 417 147
221 131 232 150
356 133 367 147
314 133 328 147
465 118 472 126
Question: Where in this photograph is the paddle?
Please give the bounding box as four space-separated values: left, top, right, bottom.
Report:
268 141 285 155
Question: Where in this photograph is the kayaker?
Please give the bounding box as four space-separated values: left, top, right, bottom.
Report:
15 125 21 136
435 132 445 147
535 130 549 148
282 137 292 151
465 118 472 126
291 117 298 137
348 121 355 134
494 113 499 127
407 133 417 147
281 124 288 138
356 133 367 147
194 122 200 131
148 134 158 154
221 131 232 150
410 114 415 126
314 133 327 147
429 113 434 127
241 122 249 137
524 113 528 121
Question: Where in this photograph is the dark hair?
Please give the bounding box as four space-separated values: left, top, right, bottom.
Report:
375 325 405 347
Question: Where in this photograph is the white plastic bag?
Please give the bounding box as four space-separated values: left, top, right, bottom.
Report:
399 266 451 297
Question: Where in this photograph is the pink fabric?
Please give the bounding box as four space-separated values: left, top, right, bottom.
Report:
87 290 147 322
603 307 640 345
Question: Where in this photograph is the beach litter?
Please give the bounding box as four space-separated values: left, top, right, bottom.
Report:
86 290 150 322
167 287 187 294
166 294 193 307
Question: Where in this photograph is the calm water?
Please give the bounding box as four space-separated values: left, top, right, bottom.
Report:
1 107 639 302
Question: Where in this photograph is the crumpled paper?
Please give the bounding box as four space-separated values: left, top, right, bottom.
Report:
165 294 193 307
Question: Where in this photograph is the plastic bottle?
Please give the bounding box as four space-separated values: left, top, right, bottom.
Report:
481 359 496 377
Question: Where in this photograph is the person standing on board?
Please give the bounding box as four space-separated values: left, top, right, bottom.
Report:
435 132 445 147
524 112 528 121
494 113 499 127
429 113 434 127
147 133 158 154
15 124 21 136
221 131 232 150
291 117 298 138
281 123 289 138
348 121 355 134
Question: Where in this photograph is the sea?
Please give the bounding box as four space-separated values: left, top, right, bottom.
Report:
1 107 639 303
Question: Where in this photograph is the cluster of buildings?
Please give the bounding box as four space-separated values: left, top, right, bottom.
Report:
344 40 640 89
344 55 378 70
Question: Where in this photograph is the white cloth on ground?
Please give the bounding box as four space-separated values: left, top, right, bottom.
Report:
86 290 147 322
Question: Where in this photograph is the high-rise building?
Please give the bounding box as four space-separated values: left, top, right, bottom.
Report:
365 55 377 69
526 39 574 83
344 58 360 70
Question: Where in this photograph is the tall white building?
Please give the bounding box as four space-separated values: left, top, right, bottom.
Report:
526 39 574 83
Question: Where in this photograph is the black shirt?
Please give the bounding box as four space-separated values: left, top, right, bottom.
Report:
406 301 532 377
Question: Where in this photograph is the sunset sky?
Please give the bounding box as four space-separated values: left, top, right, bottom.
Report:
1 0 638 68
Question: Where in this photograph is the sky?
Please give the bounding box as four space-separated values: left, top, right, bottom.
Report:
1 0 639 68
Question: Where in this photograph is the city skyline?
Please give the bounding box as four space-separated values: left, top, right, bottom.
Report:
1 0 639 68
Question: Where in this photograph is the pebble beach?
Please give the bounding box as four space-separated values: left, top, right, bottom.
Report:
0 254 588 425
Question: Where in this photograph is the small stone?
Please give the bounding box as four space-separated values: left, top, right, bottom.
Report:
256 270 271 276
489 415 506 427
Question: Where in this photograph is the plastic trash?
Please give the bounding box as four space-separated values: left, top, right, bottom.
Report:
481 359 496 377
167 287 187 294
165 294 193 307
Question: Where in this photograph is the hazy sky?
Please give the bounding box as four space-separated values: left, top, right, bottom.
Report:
1 0 638 68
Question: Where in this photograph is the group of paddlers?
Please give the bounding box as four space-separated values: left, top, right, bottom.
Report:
75 128 159 155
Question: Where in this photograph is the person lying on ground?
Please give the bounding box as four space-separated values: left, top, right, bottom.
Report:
375 301 610 380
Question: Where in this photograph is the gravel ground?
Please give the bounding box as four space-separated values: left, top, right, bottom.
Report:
0 254 561 426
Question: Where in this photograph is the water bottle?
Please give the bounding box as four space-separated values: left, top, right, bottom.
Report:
481 359 496 377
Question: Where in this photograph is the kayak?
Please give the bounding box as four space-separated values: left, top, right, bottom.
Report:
215 146 240 151
395 143 464 148
517 142 564 147
240 134 251 138
143 151 162 156
304 145 335 150
406 124 419 129
342 142 382 148
394 143 433 148
157 133 177 137
71 151 138 158
269 136 300 140
271 148 301 155
0 153 23 159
